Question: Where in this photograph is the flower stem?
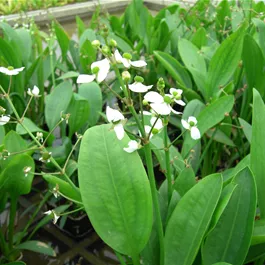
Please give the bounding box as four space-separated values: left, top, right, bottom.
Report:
131 253 140 265
144 143 165 265
164 126 172 203
21 95 33 120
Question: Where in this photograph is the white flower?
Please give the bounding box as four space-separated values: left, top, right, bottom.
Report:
144 91 182 115
39 152 52 163
23 166 32 177
128 82 153 93
0 115 10 126
44 210 60 224
106 106 125 140
0 66 24 76
143 117 164 139
52 184 59 199
36 132 43 143
181 116 201 140
114 50 147 68
123 140 140 153
169 88 185 106
77 58 110 84
27 85 40 97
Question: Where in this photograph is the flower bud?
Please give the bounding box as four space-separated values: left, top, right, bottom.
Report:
102 45 111 56
123 53 132 60
109 39 117 47
122 71 131 82
134 75 144 83
142 99 149 106
92 39 100 48
39 151 52 163
0 106 6 116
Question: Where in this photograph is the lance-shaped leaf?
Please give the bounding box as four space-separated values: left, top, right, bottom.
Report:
202 167 257 265
78 124 153 256
251 89 265 219
206 21 247 99
164 173 222 265
178 38 207 98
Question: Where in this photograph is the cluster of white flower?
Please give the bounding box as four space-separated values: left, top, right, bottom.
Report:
76 43 201 154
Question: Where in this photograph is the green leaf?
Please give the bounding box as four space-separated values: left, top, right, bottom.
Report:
242 34 265 97
79 29 97 48
66 93 90 137
173 167 196 196
79 40 96 73
43 174 82 203
57 71 79 80
45 81 73 131
76 16 86 38
182 96 234 157
251 89 265 219
78 124 152 256
191 27 207 49
0 154 35 196
0 126 5 145
206 21 247 98
165 173 223 265
178 38 207 98
53 22 70 60
153 50 192 89
16 28 32 66
3 130 27 153
16 118 44 135
245 243 265 263
252 18 265 57
202 167 257 265
78 82 102 126
16 240 56 257
239 117 252 143
251 220 265 246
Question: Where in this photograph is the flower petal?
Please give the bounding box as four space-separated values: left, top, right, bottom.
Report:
114 50 123 63
130 60 147 68
128 82 153 93
188 116 198 125
191 126 201 140
77 74 95 83
181 119 190 130
122 58 131 68
169 106 182 115
114 124 125 140
170 88 183 95
123 140 139 153
0 115 10 126
106 106 124 123
93 58 110 83
144 91 164 103
150 103 171 115
32 85 40 96
174 99 186 106
143 111 152 116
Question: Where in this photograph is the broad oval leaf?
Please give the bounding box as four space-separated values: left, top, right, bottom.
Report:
78 124 153 256
45 81 73 131
165 173 223 265
202 167 257 265
78 82 102 126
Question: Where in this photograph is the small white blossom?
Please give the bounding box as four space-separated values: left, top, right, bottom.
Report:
44 210 60 224
27 85 40 97
144 91 182 116
36 132 43 143
181 116 201 140
52 184 59 198
123 140 140 153
114 50 147 68
169 88 185 106
0 66 24 76
128 82 153 93
0 115 10 126
39 152 52 163
77 58 110 84
106 106 125 140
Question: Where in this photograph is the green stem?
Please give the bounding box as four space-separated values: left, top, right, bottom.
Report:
144 143 164 265
0 226 8 257
131 253 140 265
114 251 127 265
59 206 84 216
168 131 185 148
164 126 172 203
8 196 18 251
50 49 56 89
21 95 33 120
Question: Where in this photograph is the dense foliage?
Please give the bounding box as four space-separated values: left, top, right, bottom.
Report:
1 0 265 264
